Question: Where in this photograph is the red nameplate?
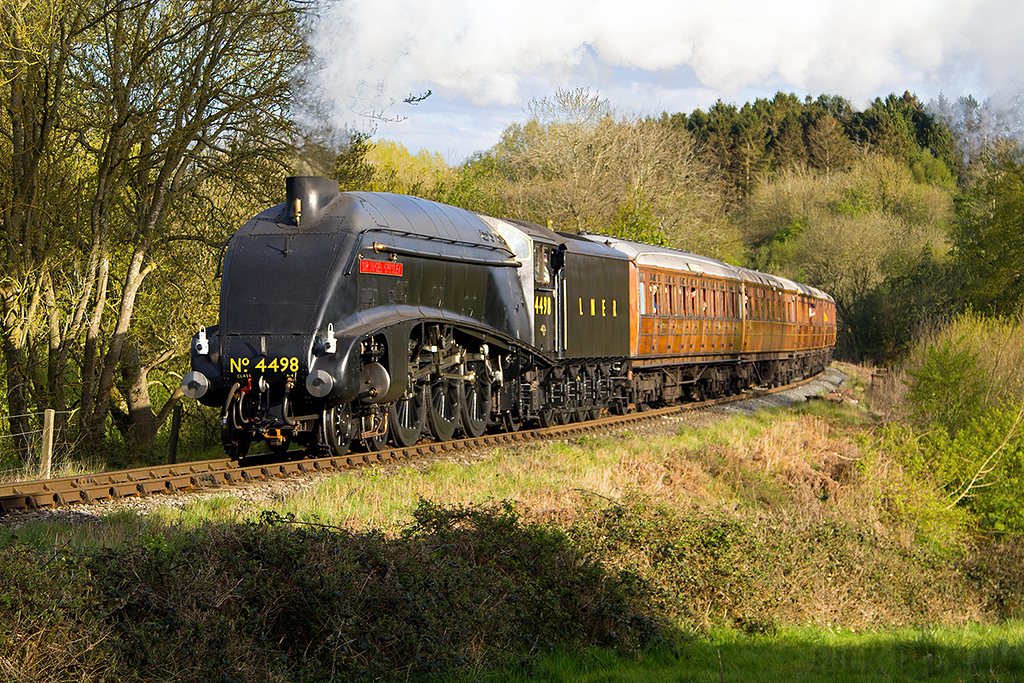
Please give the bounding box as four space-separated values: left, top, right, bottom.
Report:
359 259 403 276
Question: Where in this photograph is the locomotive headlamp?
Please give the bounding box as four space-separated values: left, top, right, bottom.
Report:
181 371 209 399
195 327 210 355
324 323 337 354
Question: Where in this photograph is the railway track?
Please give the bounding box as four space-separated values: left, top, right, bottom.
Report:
0 374 834 515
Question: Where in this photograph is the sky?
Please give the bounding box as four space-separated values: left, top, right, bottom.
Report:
306 0 1024 163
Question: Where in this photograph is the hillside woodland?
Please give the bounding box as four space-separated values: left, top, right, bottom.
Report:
3 2 1024 536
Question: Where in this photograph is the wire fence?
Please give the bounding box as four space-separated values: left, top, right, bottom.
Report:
0 409 80 479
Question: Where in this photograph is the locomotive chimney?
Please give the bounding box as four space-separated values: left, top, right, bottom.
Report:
285 176 340 227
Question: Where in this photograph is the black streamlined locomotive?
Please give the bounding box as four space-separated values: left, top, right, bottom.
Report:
182 176 836 460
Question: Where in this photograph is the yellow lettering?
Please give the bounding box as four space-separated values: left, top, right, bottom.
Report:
579 297 583 315
256 358 266 371
590 299 595 316
230 358 243 373
602 299 606 316
613 300 617 317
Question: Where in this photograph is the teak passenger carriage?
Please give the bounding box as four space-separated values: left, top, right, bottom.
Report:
182 177 836 460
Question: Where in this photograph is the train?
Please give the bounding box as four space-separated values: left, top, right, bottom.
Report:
181 176 836 460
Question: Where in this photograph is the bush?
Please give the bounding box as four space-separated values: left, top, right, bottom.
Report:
0 543 111 682
905 337 985 434
903 312 1024 532
83 501 664 681
567 495 984 632
924 406 1024 532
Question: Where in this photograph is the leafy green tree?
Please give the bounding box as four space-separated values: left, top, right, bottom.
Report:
1 0 96 462
733 104 771 198
954 153 1024 314
75 0 308 447
764 92 809 171
0 0 309 459
806 115 856 176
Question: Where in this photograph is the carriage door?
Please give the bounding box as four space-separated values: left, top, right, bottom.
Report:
533 243 556 355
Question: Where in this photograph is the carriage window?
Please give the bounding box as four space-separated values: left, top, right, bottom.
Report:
639 274 646 315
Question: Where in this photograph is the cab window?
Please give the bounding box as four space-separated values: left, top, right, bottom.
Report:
534 245 551 286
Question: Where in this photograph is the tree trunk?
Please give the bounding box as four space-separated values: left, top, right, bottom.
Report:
120 338 185 448
0 337 34 465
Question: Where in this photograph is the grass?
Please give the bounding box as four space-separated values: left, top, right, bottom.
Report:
3 374 1023 682
453 623 1024 683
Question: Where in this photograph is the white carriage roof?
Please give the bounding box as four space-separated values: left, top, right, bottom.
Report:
578 233 834 303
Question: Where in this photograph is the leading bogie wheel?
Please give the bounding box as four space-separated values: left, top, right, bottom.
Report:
324 402 355 457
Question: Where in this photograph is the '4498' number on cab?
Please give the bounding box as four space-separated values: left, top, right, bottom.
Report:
228 357 300 374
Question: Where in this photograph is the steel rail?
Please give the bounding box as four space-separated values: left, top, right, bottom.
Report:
0 375 822 515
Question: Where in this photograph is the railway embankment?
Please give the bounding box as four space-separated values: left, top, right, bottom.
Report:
2 364 1021 682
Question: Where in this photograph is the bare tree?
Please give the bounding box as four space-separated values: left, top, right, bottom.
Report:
494 88 727 254
1 0 96 462
0 0 309 460
74 0 309 446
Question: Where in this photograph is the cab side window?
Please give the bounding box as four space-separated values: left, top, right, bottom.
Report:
534 245 551 286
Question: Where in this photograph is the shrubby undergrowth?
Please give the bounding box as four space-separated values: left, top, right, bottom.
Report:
3 490 1021 682
4 367 1024 681
900 312 1024 533
1 502 665 682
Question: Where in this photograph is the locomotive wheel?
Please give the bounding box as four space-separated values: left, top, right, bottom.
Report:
324 402 355 457
390 384 426 447
362 431 388 452
460 363 491 438
428 375 460 442
501 411 522 432
538 408 558 428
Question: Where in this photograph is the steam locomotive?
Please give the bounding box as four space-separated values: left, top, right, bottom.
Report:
182 176 836 460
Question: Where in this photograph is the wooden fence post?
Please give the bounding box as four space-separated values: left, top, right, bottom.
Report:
40 409 55 479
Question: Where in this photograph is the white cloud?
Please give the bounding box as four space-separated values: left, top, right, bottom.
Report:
307 0 1020 158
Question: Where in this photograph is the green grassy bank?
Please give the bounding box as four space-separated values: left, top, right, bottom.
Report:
2 372 1022 681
